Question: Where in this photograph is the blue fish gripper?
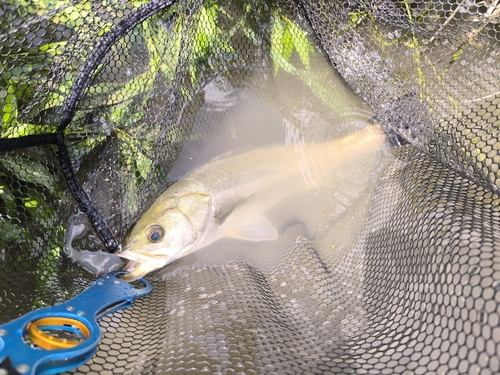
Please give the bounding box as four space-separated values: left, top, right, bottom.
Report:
0 270 152 375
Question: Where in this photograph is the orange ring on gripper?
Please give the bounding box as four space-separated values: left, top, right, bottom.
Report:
27 317 91 350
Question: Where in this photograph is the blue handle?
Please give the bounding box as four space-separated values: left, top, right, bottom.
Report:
0 271 152 375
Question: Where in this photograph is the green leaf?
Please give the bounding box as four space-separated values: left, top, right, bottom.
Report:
0 155 57 193
38 41 67 57
1 122 57 138
23 197 38 208
83 70 156 108
2 90 18 129
195 4 217 57
270 14 286 75
269 12 315 73
160 17 183 81
286 19 314 68
282 26 294 61
0 216 28 243
0 182 18 218
136 152 153 180
271 14 285 53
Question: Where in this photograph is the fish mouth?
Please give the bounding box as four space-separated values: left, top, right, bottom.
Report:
117 248 155 263
121 261 160 282
117 249 168 281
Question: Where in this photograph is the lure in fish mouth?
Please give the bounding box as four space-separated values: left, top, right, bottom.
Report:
117 124 387 281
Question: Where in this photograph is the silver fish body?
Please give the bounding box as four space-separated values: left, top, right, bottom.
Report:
118 124 386 280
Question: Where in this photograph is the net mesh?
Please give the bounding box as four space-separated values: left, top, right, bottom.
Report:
1 0 499 373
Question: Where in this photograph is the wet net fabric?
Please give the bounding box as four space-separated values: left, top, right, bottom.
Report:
1 0 500 374
67 147 500 375
299 0 500 193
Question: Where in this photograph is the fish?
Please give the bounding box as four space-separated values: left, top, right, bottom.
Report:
117 124 387 281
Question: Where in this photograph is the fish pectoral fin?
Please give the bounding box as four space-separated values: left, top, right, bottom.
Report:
226 215 279 241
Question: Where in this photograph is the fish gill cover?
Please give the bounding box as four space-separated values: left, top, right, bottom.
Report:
0 0 500 374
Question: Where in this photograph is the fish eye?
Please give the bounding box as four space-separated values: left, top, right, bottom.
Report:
147 225 164 243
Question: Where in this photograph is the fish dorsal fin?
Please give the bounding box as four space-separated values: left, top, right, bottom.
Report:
209 149 242 162
226 214 279 241
208 147 259 163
